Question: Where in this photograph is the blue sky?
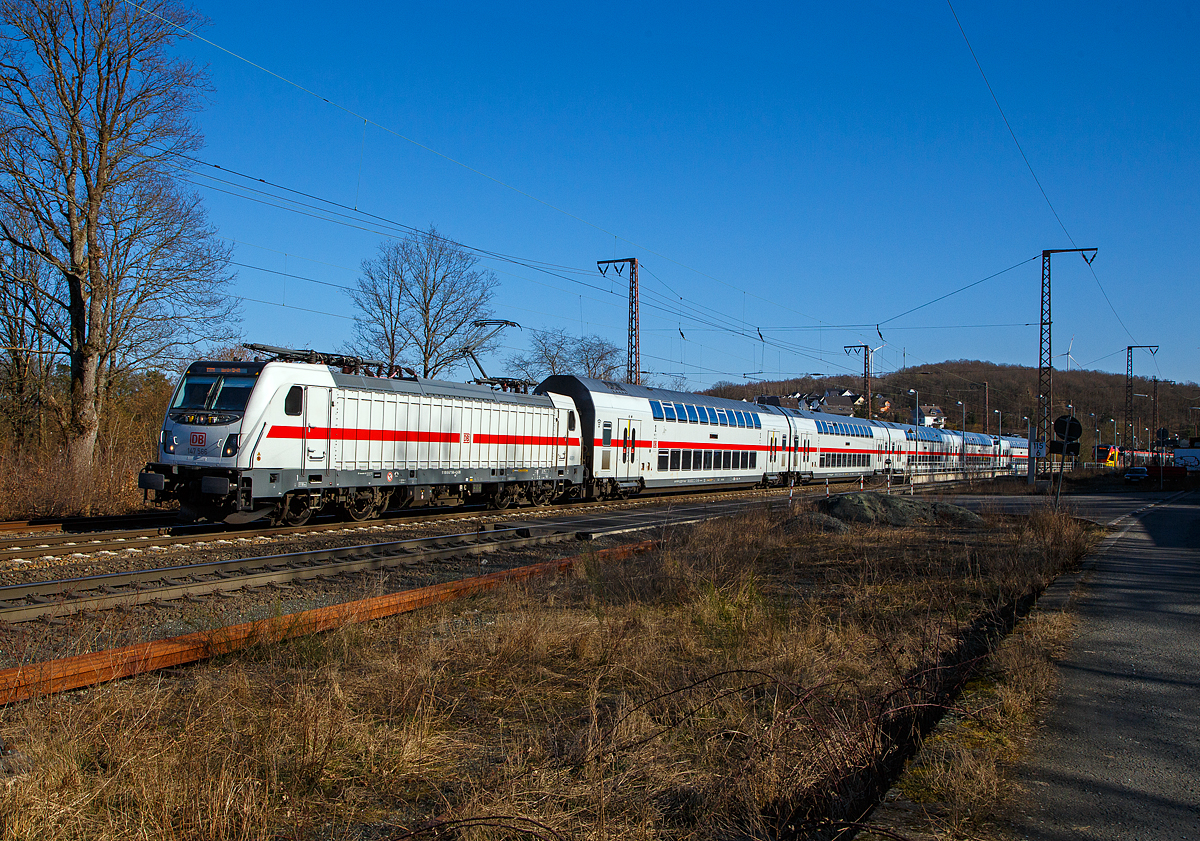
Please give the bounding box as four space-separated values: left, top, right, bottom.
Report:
177 1 1199 389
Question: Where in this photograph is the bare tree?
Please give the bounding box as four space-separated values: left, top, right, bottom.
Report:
0 0 236 484
349 226 499 378
0 226 62 454
576 334 624 380
506 327 575 382
506 329 625 383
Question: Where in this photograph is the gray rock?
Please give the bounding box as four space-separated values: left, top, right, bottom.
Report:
817 492 985 529
780 512 852 535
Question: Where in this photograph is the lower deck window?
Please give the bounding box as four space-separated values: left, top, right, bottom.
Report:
682 450 692 470
670 450 681 470
722 451 732 469
703 450 713 469
658 450 669 471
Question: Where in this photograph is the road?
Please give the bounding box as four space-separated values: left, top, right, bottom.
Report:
988 491 1200 839
945 489 1184 527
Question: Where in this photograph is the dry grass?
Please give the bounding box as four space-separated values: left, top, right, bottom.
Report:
0 503 1099 840
883 610 1077 839
0 442 151 519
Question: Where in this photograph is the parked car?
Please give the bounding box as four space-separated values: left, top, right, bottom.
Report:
1124 466 1149 484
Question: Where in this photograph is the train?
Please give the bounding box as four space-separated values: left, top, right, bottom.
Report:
137 346 1030 524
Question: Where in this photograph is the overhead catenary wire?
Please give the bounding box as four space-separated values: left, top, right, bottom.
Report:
184 163 868 375
946 0 1137 344
123 0 842 336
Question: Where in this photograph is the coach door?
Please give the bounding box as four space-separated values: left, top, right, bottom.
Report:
618 418 639 480
304 386 332 473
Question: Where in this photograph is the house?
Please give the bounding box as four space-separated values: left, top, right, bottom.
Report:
918 405 946 428
821 394 860 416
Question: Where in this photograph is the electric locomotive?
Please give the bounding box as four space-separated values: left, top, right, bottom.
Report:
139 347 584 524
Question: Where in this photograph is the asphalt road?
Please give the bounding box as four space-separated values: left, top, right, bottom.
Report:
945 490 1185 527
1002 491 1200 839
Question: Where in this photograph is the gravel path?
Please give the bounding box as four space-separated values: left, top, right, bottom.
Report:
1005 491 1200 839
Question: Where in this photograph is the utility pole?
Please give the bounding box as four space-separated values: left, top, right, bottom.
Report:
1124 345 1158 467
1152 377 1159 461
597 258 640 384
1037 248 1097 476
844 344 873 418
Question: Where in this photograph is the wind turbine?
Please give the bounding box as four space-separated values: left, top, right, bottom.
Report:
1054 335 1079 371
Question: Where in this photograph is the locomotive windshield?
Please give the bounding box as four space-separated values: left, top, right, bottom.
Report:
172 374 258 412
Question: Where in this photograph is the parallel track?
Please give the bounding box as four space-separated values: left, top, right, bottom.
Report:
0 483 808 563
0 495 762 624
0 473 1011 565
0 524 572 623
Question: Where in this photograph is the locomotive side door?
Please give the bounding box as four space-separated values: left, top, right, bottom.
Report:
304 386 332 472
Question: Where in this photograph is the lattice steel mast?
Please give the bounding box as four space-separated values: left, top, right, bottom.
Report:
1037 249 1096 476
1125 345 1158 466
597 258 640 384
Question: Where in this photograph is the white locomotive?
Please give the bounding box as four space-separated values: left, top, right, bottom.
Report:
139 346 1029 523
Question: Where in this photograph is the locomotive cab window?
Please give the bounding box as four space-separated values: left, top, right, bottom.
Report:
174 374 258 413
284 385 303 417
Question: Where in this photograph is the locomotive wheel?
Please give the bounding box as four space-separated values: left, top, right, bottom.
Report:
343 490 379 522
488 484 516 510
528 481 553 507
280 493 313 526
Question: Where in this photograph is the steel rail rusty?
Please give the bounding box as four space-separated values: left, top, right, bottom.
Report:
0 540 656 705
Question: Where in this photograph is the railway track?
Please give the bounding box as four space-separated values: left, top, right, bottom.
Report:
0 473 1006 566
0 493 763 625
0 524 573 624
0 483 801 564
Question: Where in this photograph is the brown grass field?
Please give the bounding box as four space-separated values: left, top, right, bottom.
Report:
0 503 1098 840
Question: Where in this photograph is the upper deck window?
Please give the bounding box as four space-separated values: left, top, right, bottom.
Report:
685 405 699 423
663 403 677 421
650 400 665 420
172 374 258 412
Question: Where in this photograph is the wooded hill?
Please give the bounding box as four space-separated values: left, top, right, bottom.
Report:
706 360 1200 452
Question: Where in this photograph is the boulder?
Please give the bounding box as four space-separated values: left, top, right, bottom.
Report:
816 492 984 529
780 512 852 535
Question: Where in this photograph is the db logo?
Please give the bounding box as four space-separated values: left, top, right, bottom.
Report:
190 432 206 447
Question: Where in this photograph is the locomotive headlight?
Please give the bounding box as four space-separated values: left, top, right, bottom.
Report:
222 434 240 457
161 430 176 454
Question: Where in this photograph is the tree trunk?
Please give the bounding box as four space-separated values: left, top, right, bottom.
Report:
65 341 101 491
